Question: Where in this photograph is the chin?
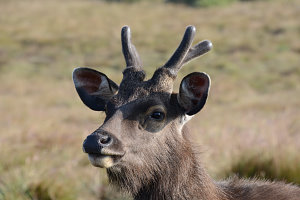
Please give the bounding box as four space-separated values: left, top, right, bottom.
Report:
88 154 115 168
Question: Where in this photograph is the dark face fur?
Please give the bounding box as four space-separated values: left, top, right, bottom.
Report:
73 26 212 193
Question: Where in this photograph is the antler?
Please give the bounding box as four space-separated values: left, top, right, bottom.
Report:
163 25 212 76
164 25 196 75
120 26 146 84
120 25 212 88
121 26 142 68
149 26 213 92
182 40 213 65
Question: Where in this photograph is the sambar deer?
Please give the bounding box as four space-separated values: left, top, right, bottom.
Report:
72 26 300 200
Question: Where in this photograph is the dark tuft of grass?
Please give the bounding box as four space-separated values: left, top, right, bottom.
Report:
26 183 52 200
25 180 76 200
225 153 300 185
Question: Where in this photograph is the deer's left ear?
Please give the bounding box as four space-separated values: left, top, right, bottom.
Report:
177 72 210 116
72 67 119 111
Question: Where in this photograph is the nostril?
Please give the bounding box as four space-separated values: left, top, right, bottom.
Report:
99 135 112 145
83 135 101 154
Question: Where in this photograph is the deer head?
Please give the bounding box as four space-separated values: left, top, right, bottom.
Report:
72 26 212 194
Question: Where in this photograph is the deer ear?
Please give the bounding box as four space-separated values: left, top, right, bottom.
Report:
177 72 210 116
72 67 118 111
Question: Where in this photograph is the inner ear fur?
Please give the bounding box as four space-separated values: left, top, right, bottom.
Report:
177 72 210 116
72 67 118 111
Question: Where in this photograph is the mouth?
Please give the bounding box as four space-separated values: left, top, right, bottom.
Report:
85 149 124 168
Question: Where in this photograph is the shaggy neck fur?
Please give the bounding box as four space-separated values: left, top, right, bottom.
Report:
107 126 227 200
132 146 225 200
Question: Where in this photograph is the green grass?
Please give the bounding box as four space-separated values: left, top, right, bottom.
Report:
0 0 299 199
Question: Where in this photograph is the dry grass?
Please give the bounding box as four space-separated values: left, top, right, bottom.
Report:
0 0 299 199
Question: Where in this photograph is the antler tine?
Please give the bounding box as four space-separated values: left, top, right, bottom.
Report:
182 40 213 65
121 26 142 68
164 25 196 75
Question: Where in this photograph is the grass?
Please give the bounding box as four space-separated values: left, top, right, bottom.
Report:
0 0 299 199
224 152 300 184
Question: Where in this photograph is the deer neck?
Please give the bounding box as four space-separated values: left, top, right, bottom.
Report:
133 127 226 200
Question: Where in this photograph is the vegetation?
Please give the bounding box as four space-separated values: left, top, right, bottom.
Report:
224 152 300 184
0 0 299 199
166 0 237 7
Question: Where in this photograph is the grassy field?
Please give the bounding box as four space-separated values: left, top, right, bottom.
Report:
0 0 299 199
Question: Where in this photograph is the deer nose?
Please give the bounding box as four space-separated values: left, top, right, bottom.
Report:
83 133 113 154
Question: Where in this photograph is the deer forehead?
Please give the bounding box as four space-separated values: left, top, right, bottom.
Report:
112 79 174 107
108 92 172 117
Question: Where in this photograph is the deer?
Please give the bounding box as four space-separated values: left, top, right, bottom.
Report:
72 26 300 200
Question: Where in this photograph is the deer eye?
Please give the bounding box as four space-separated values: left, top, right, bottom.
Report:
150 111 165 121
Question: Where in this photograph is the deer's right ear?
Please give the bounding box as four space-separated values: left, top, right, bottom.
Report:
72 67 119 111
177 72 210 116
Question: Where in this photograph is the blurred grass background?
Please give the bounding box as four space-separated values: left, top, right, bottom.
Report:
0 0 299 199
